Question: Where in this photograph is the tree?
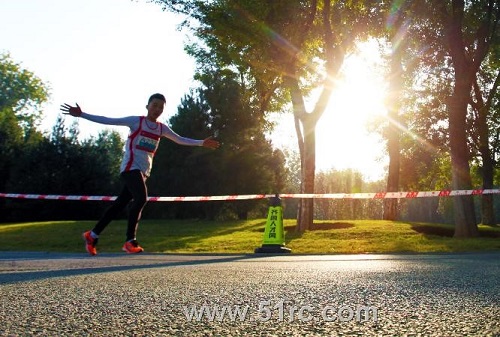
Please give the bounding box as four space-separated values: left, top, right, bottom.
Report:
380 0 454 221
4 117 124 221
148 68 286 220
153 0 385 230
470 52 500 225
0 52 50 133
0 109 23 193
0 52 50 205
433 0 499 237
384 0 499 233
199 70 286 219
383 10 405 220
379 1 446 220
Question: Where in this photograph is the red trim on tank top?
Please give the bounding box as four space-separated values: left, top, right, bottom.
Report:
124 117 143 171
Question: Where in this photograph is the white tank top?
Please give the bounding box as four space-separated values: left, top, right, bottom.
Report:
79 113 203 177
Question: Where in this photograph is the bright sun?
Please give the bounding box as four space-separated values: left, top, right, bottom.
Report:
316 41 388 181
271 40 389 182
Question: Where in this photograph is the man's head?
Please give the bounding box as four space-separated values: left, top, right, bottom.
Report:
146 93 166 121
148 93 166 105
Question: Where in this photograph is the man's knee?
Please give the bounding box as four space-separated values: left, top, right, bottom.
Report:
132 196 148 208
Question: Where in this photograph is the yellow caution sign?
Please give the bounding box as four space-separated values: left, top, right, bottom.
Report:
262 205 284 245
255 196 291 254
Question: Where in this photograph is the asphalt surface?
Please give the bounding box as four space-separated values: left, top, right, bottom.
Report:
0 251 498 336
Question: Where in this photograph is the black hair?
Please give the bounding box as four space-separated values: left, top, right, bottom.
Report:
148 93 166 104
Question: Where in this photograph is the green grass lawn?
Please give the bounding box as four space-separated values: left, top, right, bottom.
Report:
0 219 498 254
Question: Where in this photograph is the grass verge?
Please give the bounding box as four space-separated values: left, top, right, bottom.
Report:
0 219 498 254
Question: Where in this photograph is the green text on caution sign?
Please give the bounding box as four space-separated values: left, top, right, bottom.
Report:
262 205 285 245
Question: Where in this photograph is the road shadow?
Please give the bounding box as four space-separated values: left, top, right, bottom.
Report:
0 252 263 285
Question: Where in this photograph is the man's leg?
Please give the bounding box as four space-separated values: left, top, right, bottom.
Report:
120 170 148 242
92 184 133 235
83 181 133 255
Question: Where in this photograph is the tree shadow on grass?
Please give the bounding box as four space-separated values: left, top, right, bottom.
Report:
143 219 267 252
310 222 355 231
411 224 500 238
283 222 356 245
256 222 355 233
0 219 268 254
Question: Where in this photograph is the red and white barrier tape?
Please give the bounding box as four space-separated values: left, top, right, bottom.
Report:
0 189 499 201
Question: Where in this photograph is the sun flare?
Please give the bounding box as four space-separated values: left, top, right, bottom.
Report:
315 41 388 181
269 41 389 182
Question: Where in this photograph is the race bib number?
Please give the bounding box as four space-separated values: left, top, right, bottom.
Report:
136 130 160 153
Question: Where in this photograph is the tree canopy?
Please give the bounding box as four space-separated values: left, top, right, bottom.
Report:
152 0 500 235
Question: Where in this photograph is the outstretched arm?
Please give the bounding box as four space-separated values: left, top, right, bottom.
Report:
161 124 220 149
60 103 135 126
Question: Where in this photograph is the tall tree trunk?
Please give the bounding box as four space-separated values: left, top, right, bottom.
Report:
286 75 315 232
384 38 403 221
297 115 316 231
480 159 495 226
294 115 305 230
473 75 499 226
439 0 494 237
448 92 478 237
288 0 346 232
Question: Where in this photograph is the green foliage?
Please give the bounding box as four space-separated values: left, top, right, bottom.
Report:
0 53 48 209
148 68 286 220
0 52 50 132
0 53 50 195
1 2 498 227
1 115 124 222
0 52 124 222
0 110 24 198
365 1 500 228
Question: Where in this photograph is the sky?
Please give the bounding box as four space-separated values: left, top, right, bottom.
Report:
0 0 195 135
0 0 388 182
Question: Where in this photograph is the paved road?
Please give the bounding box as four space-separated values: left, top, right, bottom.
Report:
0 252 498 336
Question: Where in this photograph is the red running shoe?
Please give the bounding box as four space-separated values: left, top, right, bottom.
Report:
122 240 144 254
82 231 98 256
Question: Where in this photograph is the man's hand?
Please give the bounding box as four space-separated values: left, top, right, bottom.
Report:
60 103 83 117
202 137 220 149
